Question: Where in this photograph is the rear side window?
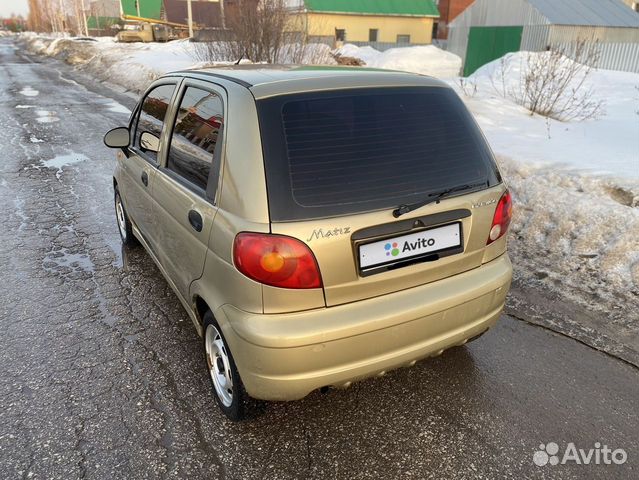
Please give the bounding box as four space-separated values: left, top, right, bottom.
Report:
166 87 224 193
134 84 176 163
257 87 501 222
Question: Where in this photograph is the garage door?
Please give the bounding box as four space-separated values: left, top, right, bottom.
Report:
464 26 523 76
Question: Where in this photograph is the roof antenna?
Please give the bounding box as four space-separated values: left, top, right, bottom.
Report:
235 50 248 65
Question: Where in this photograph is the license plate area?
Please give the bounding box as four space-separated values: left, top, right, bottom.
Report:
357 222 463 276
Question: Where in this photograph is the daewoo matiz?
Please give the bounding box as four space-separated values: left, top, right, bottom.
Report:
104 66 513 420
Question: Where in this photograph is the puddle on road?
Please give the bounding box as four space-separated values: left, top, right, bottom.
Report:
19 86 39 97
36 110 60 123
42 152 89 179
105 100 131 115
13 198 29 231
43 248 95 275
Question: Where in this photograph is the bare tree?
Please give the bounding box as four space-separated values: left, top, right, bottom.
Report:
516 40 604 121
192 0 330 64
488 56 511 99
458 77 478 98
489 40 605 121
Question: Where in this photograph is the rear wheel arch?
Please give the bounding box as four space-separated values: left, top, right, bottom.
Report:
193 295 210 330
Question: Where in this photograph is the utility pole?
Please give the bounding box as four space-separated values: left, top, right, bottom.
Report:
80 0 88 36
135 0 141 17
187 0 193 38
59 0 65 32
220 0 225 29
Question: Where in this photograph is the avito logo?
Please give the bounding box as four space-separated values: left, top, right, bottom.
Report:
402 237 436 252
384 242 400 257
385 236 436 257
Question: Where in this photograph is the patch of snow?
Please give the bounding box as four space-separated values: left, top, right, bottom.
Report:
30 135 44 143
335 44 462 78
457 52 639 180
15 105 35 109
104 100 131 114
35 110 60 123
42 152 89 179
19 86 39 97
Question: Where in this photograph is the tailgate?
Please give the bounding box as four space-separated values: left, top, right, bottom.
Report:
271 185 505 306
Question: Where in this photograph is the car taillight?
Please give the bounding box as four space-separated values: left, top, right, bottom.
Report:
233 233 322 289
487 190 513 245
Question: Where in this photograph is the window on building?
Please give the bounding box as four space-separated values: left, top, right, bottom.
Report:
335 29 346 41
633 2 639 12
397 34 411 44
369 29 378 42
166 87 224 193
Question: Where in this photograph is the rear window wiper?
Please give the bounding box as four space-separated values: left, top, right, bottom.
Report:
392 181 488 218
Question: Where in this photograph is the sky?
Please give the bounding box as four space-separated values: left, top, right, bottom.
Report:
0 0 29 18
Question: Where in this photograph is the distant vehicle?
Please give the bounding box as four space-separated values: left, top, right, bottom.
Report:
103 66 513 421
116 23 170 43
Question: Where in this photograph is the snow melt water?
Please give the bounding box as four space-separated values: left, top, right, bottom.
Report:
19 86 39 97
42 152 89 179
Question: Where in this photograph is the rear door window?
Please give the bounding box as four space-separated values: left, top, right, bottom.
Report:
257 87 501 222
165 87 224 196
133 83 176 163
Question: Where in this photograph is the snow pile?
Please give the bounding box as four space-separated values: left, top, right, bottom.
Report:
21 35 210 91
450 52 639 322
335 43 462 78
455 52 639 181
501 157 639 314
19 34 335 92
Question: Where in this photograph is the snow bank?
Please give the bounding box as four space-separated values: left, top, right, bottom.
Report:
457 52 639 180
19 34 335 93
451 52 639 324
501 157 639 317
21 35 211 92
335 43 462 78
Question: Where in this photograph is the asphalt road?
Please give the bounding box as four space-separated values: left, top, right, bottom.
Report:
0 37 638 480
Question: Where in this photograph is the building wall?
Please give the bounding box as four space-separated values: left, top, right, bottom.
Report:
305 12 435 44
620 0 639 11
449 0 639 74
90 0 120 18
522 24 639 72
434 0 474 39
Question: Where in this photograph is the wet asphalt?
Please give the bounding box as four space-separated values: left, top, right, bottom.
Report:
0 38 638 480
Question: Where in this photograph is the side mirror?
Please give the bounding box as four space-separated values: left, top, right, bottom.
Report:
140 131 160 153
104 127 130 148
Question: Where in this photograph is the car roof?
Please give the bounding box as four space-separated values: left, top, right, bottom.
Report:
168 64 449 99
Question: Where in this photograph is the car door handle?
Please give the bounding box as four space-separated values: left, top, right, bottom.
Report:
141 171 149 187
188 210 203 232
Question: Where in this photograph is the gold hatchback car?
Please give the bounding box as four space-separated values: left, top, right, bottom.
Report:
104 66 513 420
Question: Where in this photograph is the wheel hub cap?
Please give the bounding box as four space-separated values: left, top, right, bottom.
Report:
205 325 234 407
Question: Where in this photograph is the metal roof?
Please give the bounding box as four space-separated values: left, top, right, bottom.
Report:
303 0 440 17
527 0 639 27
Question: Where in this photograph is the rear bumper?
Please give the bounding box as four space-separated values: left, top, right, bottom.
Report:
215 254 512 401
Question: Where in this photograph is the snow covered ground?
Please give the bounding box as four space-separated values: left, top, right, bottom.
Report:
335 43 462 78
454 54 638 320
21 34 335 92
19 34 639 330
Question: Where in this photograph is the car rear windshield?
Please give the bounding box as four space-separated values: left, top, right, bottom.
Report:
257 87 501 222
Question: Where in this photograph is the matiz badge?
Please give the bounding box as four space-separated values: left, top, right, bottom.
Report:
472 199 497 209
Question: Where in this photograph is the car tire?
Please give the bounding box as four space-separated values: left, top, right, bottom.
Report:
203 311 251 421
114 186 137 246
